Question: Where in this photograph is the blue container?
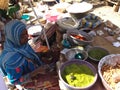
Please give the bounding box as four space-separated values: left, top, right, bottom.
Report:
21 15 30 21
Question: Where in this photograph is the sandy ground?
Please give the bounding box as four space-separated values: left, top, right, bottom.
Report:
82 0 120 27
91 5 120 28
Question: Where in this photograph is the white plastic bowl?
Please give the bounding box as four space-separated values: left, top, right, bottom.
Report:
98 54 120 90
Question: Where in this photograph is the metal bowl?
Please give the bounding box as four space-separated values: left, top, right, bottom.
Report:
59 60 98 90
65 48 88 61
67 29 94 46
56 17 77 33
87 46 109 62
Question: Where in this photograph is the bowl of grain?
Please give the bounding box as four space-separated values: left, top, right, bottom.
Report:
98 54 120 90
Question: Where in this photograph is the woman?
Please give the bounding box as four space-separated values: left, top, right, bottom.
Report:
0 19 43 85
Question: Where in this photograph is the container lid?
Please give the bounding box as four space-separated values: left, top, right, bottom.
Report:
66 2 93 13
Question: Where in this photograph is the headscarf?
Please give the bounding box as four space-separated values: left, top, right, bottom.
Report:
0 19 42 76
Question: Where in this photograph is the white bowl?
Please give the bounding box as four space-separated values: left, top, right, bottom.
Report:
66 2 93 13
27 25 42 36
98 54 120 90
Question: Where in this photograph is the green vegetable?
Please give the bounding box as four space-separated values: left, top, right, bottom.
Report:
62 64 95 88
88 48 108 61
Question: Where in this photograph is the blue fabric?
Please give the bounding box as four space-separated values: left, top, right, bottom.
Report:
0 19 42 83
6 59 35 84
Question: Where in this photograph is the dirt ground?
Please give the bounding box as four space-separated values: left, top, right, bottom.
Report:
92 5 120 28
89 2 120 54
84 0 120 27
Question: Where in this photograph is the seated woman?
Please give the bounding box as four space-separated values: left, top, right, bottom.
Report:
0 19 44 85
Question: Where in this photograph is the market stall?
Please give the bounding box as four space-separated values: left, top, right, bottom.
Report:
1 0 120 90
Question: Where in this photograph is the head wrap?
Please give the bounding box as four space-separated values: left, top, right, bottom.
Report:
4 19 26 46
0 20 42 76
